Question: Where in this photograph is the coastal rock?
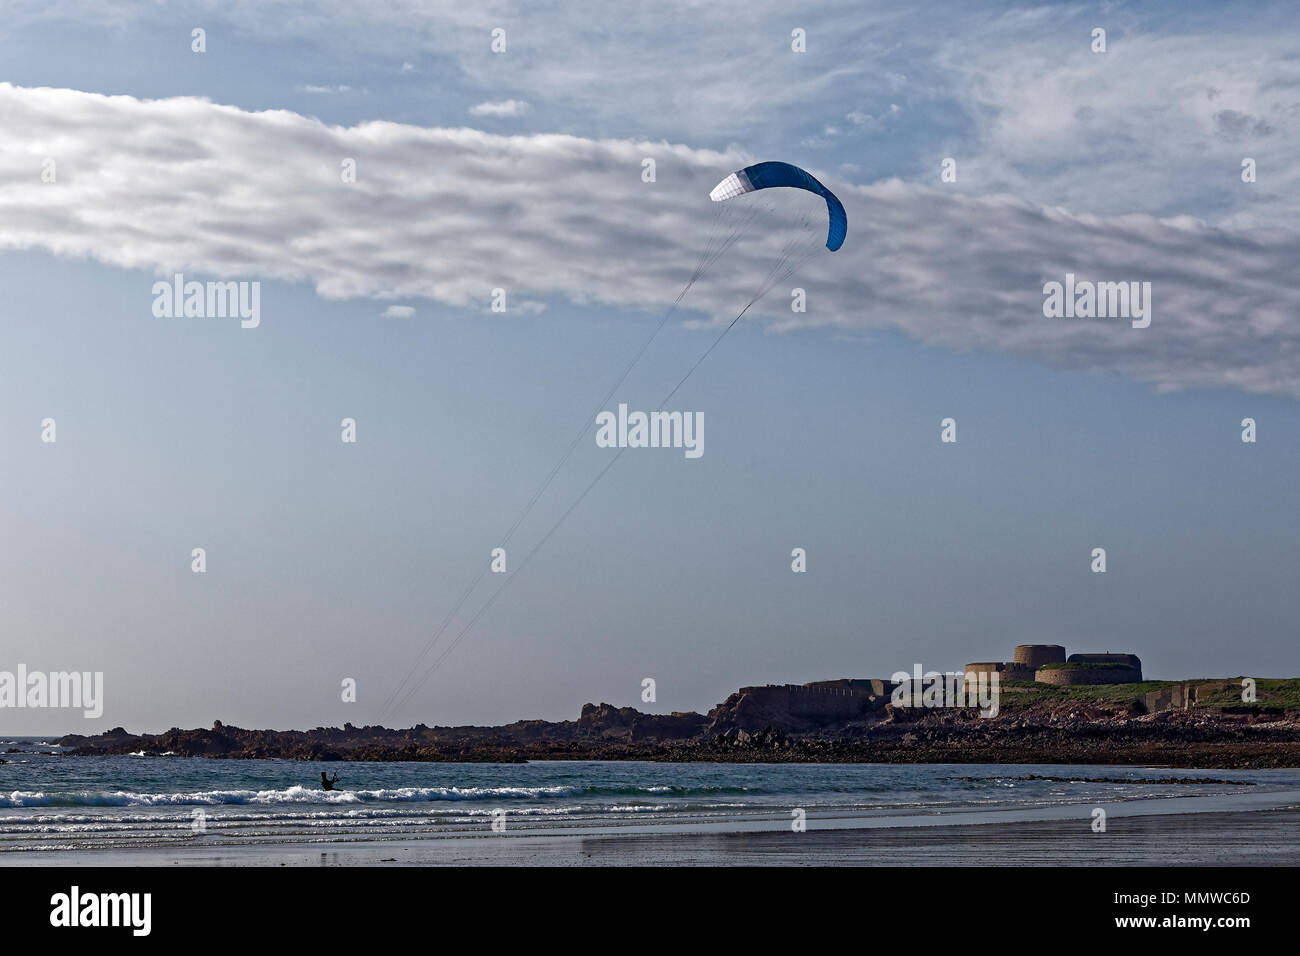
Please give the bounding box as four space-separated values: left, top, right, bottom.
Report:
49 679 1300 768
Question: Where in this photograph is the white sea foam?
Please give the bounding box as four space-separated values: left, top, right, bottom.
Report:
0 783 591 808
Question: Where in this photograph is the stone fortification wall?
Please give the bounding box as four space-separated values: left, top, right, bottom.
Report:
1069 653 1142 669
1014 644 1066 667
737 683 875 721
1036 665 1143 685
965 661 1034 681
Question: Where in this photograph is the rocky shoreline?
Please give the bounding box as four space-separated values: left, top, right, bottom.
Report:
49 694 1300 769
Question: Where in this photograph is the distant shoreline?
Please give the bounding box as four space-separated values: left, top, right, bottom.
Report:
34 675 1300 769
44 714 1300 770
37 676 1300 770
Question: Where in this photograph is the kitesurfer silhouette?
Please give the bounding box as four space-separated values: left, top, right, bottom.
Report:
320 771 340 791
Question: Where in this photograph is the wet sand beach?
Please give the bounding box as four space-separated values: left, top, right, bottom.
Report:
9 792 1300 867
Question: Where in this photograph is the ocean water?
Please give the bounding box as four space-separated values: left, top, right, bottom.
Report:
3 737 1299 857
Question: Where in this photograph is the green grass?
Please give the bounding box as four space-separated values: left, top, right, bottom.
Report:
995 680 1176 708
991 677 1300 711
1184 678 1300 710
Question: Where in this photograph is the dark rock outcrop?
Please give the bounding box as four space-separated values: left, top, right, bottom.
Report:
51 678 1300 768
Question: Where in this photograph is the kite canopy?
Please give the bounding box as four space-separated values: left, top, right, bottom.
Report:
709 161 847 251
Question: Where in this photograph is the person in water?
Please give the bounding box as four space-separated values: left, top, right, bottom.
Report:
320 771 340 791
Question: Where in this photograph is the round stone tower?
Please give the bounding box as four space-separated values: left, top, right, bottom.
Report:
1013 644 1066 667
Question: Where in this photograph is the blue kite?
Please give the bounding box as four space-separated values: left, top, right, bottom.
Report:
709 161 847 251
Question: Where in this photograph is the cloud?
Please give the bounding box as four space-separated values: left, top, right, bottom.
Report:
2 83 1300 399
468 99 530 118
10 3 1297 232
1212 109 1273 139
3 0 905 143
939 15 1300 229
296 84 353 94
845 104 899 129
381 305 415 318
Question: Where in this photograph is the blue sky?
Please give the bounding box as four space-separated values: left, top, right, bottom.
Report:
1 1 1298 733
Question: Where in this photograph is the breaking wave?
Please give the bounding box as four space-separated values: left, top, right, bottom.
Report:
0 783 754 809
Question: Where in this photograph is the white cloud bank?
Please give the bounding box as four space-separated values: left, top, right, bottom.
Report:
2 84 1299 398
468 99 530 118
